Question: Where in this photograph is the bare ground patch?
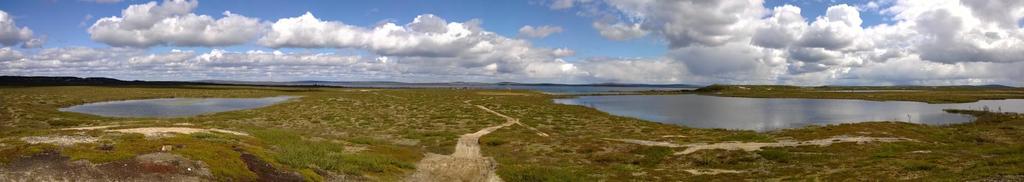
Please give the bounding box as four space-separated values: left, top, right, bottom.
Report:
683 168 744 175
0 151 211 182
21 135 99 146
606 135 914 155
62 125 249 137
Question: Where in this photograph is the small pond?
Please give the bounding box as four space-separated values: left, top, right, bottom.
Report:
59 96 297 118
555 94 1024 131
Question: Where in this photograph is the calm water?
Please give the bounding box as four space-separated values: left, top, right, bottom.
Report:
555 94 1024 131
483 85 695 95
59 96 297 118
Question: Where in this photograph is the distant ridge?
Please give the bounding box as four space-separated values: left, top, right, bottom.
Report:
816 84 1018 90
0 76 208 86
0 76 339 88
694 84 1018 92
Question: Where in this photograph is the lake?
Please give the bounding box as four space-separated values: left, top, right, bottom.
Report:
474 85 695 95
555 94 1024 131
59 96 297 118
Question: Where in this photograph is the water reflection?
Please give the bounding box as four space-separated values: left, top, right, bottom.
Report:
555 94 1024 131
59 96 297 118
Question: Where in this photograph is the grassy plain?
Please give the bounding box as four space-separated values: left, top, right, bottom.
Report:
0 85 1023 181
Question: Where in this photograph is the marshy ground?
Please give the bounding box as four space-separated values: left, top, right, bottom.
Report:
1 85 1023 181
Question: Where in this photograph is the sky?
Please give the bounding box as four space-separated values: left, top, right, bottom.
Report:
1 0 1023 86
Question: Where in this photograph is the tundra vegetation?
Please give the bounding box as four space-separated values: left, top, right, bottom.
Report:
1 85 1023 181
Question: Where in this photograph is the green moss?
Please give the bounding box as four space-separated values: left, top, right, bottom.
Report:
498 165 588 182
632 146 672 167
298 168 324 182
61 133 259 180
481 137 509 146
0 142 55 164
63 134 157 163
757 149 792 163
251 129 414 178
720 132 773 142
900 160 937 171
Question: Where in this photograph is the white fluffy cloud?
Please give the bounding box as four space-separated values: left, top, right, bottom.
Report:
0 47 24 62
574 57 687 83
258 12 584 78
88 0 264 47
592 21 648 41
603 0 766 48
518 25 563 38
549 0 594 10
556 0 1024 85
259 13 499 57
550 0 576 9
0 10 44 48
0 47 374 80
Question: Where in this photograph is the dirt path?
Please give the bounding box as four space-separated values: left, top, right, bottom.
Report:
606 135 913 155
62 125 249 137
407 100 545 182
683 169 744 175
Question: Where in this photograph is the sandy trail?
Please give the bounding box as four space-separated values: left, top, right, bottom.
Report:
683 169 744 175
407 100 546 182
606 135 912 155
62 125 249 137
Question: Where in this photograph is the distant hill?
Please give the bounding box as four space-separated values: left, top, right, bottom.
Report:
694 84 1018 92
0 76 208 86
816 85 1019 90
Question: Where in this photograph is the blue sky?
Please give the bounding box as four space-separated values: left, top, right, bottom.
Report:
1 0 667 58
1 0 887 58
1 0 1023 85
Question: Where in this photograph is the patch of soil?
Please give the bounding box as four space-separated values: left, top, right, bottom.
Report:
236 149 304 182
408 153 501 182
0 151 106 181
684 168 744 175
606 135 914 155
0 151 210 181
111 127 249 137
62 125 249 137
972 175 1024 182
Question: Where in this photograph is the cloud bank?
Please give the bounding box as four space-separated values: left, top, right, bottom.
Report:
556 0 1024 85
518 25 564 38
3 0 1024 85
0 11 44 48
88 0 264 47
